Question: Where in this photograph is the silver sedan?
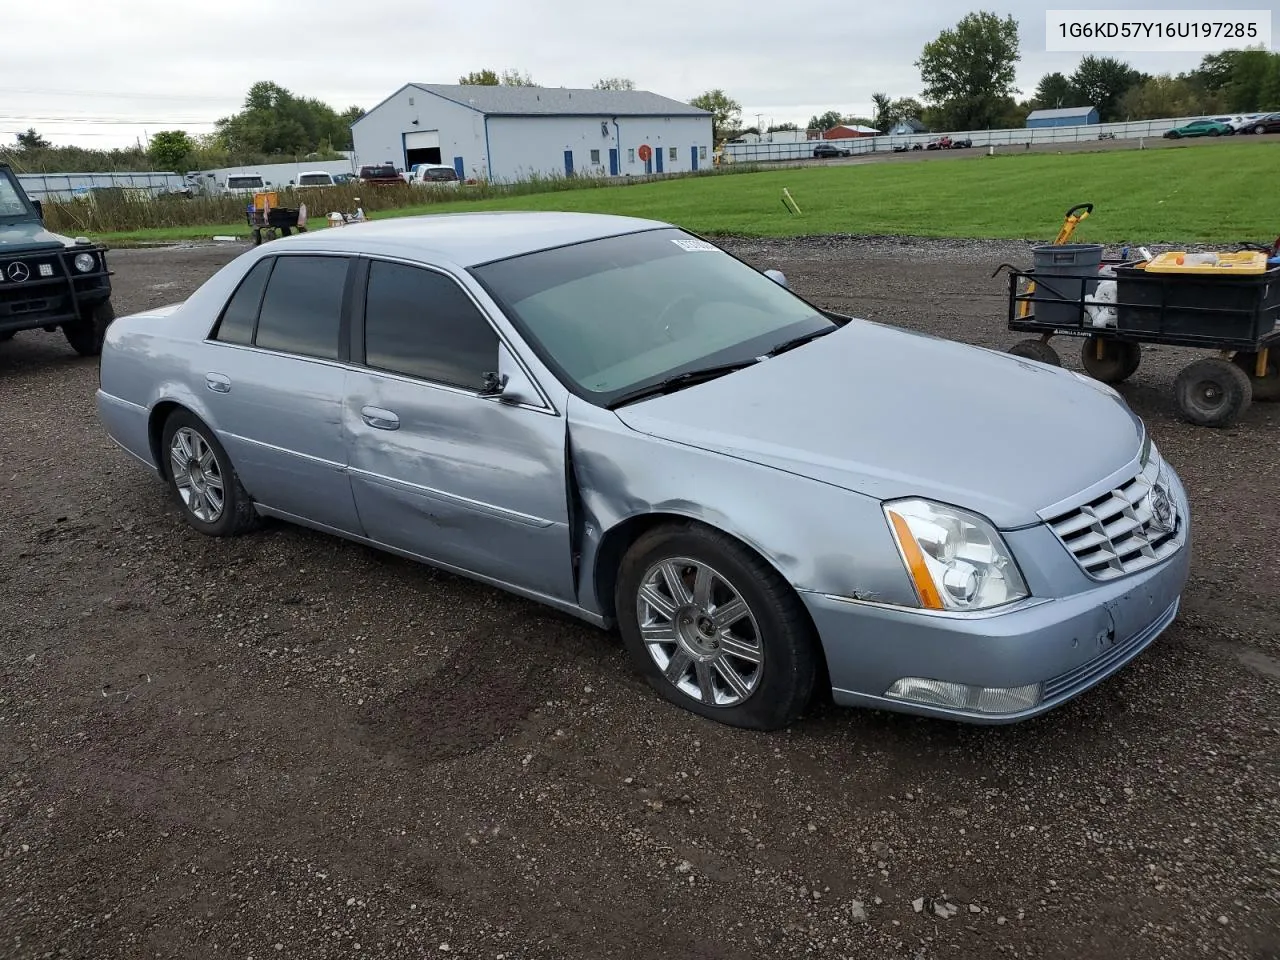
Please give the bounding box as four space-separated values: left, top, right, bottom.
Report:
96 212 1191 730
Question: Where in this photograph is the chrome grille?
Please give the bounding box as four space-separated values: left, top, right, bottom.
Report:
1045 455 1181 581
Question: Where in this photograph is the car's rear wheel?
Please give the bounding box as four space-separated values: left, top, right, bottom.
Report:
63 300 115 356
1255 125 1267 135
160 409 260 537
615 522 819 730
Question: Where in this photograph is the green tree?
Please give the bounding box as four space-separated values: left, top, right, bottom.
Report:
1259 56 1280 111
871 92 893 131
1120 74 1212 120
807 110 844 130
459 69 500 85
888 97 925 122
593 77 636 91
1070 56 1145 120
767 122 799 132
214 81 360 157
1226 48 1273 111
916 11 1021 129
500 69 538 87
1033 72 1075 108
147 130 195 171
690 89 742 141
15 128 50 150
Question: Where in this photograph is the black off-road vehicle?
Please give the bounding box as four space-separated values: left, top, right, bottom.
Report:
0 163 115 355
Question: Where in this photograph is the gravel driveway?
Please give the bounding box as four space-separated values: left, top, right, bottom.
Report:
1 239 1277 960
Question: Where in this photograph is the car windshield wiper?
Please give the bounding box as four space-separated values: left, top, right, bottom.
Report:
607 358 762 409
766 325 837 357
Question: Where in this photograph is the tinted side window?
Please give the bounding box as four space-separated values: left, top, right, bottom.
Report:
214 258 272 344
364 261 498 390
254 255 348 359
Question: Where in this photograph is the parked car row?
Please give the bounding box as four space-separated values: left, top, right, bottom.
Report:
1164 112 1280 139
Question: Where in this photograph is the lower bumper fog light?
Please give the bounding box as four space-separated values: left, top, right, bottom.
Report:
885 678 1043 714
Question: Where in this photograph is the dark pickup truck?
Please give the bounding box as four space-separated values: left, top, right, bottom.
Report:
1 163 115 355
357 163 406 186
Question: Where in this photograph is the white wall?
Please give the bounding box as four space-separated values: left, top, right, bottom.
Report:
723 114 1236 162
350 86 486 178
486 114 713 181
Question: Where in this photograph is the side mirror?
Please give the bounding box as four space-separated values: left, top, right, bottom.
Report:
479 341 541 405
764 268 788 288
32 199 43 221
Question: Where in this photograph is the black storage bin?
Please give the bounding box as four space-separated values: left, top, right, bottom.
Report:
1114 264 1280 342
265 207 300 227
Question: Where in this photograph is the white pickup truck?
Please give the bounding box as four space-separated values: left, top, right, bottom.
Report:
223 173 269 195
291 171 337 188
407 164 462 187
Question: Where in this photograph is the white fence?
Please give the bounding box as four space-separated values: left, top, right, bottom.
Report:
722 114 1221 162
17 171 188 201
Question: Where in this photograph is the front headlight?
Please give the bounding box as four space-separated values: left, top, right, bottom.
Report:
73 252 96 273
883 498 1029 612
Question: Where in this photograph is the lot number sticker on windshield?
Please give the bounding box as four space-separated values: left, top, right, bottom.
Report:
670 237 717 252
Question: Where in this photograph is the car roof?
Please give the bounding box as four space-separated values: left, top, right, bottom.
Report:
275 211 674 267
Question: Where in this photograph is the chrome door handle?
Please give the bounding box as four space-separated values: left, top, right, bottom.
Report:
206 373 231 393
360 405 400 430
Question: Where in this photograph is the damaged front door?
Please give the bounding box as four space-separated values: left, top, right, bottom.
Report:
343 257 574 601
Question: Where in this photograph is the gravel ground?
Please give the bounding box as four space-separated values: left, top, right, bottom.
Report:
1 239 1278 960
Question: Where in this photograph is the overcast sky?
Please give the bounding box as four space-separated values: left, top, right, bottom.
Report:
4 0 1272 149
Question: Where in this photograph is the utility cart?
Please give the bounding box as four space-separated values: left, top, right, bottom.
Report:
997 205 1280 428
246 191 307 246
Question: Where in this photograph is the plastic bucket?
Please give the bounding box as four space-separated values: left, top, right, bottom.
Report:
1031 243 1104 327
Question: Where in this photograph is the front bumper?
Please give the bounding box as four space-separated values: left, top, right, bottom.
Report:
0 247 112 332
802 473 1192 724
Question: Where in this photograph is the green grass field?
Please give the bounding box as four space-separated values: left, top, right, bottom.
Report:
100 141 1280 247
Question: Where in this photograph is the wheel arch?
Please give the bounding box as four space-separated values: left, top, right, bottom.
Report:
591 510 833 696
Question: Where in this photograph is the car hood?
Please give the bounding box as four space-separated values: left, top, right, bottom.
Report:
612 320 1144 529
0 219 78 254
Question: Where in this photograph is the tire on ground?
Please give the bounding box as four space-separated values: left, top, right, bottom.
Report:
1173 357 1252 428
614 521 820 731
1080 336 1141 384
63 300 116 357
160 408 261 537
1007 338 1061 366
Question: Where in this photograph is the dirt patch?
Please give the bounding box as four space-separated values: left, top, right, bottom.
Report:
0 239 1277 960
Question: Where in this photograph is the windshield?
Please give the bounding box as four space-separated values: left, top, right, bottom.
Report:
471 228 834 406
0 169 35 219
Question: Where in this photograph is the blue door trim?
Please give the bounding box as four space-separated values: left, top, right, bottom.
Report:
691 146 698 171
608 148 619 176
453 156 464 177
564 150 574 176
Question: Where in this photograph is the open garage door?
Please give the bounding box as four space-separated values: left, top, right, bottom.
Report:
404 130 442 168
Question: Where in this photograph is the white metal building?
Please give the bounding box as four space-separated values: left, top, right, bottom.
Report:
351 83 713 183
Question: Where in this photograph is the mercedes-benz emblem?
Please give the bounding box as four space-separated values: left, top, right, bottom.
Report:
7 261 30 283
1147 482 1175 534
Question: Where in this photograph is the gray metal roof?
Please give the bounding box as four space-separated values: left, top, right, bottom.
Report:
1025 105 1098 120
410 83 711 117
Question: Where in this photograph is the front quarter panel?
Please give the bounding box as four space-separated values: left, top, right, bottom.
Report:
565 396 921 615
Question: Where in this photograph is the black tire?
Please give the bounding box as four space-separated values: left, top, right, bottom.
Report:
1173 357 1252 428
615 521 820 731
62 300 115 357
160 409 260 537
1255 125 1266 135
1231 351 1280 402
0 331 14 342
1080 336 1141 384
1210 129 1221 137
1008 338 1061 366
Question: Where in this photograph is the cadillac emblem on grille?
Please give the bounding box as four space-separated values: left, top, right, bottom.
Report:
7 261 30 283
1147 481 1176 535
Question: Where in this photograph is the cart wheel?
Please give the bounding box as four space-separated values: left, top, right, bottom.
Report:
1174 357 1252 428
1080 337 1141 384
1231 351 1280 402
1008 339 1061 366
252 227 263 246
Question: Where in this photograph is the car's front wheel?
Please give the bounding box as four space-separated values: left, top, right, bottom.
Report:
160 409 260 537
63 300 115 356
615 522 820 730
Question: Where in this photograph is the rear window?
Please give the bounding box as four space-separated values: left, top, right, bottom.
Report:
227 176 264 189
361 165 398 178
425 168 458 181
298 174 332 186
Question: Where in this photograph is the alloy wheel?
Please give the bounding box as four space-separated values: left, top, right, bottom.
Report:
169 426 225 523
